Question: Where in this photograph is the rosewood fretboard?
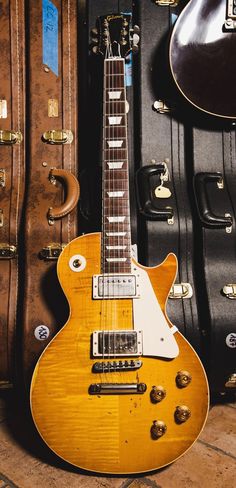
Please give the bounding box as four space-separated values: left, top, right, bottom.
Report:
102 58 132 274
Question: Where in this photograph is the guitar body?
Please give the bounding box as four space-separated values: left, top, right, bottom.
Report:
169 0 236 118
30 233 209 474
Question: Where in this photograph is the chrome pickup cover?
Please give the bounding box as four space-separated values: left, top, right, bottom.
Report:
92 330 143 357
93 274 140 299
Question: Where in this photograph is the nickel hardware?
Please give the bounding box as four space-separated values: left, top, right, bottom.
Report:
154 0 179 6
0 100 7 118
0 169 6 187
225 373 236 388
0 244 17 259
89 383 147 395
42 129 73 145
0 209 3 227
0 130 22 145
222 284 236 299
153 100 171 114
169 283 193 299
39 244 66 260
225 213 232 233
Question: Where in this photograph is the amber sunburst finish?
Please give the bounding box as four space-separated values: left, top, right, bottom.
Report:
31 233 209 474
30 13 209 474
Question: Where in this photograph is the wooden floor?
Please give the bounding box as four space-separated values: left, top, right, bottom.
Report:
0 391 235 488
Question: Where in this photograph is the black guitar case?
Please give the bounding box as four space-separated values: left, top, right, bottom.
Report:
191 124 236 394
80 0 137 244
135 0 202 354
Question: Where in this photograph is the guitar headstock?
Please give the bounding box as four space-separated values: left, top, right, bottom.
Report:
91 13 140 58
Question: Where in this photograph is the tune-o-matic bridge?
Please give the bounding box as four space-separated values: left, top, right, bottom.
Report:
92 359 142 373
89 383 147 395
93 274 140 299
92 330 143 357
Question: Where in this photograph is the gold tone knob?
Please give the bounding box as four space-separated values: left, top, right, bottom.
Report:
151 420 167 439
150 385 166 403
175 405 191 423
176 370 192 388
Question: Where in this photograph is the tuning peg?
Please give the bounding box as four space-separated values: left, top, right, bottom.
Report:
91 27 98 37
133 25 140 34
133 33 140 45
91 45 99 54
132 44 139 54
90 37 98 45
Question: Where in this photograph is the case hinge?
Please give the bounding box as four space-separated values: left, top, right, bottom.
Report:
222 284 236 299
0 244 17 259
225 373 236 388
169 283 193 299
42 130 73 145
0 209 3 227
0 169 6 187
0 100 7 118
39 244 66 260
0 130 23 145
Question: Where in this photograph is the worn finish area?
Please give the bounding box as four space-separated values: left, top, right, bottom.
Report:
0 393 235 487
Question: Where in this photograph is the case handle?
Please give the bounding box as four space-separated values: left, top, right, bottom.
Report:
47 168 80 224
136 165 173 221
194 172 232 229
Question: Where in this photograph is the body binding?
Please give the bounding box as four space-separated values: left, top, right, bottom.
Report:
30 233 209 474
169 0 236 119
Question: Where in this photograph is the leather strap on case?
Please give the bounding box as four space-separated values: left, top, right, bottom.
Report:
48 168 80 220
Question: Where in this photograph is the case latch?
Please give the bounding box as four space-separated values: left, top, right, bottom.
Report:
154 0 179 6
225 373 236 388
39 244 66 260
42 129 73 145
153 100 171 114
222 284 236 299
0 244 17 259
0 130 23 145
169 283 193 299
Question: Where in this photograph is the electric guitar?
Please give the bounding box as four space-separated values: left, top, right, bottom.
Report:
30 14 209 474
169 0 236 119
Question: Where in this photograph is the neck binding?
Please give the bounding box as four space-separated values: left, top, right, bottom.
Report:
101 58 132 274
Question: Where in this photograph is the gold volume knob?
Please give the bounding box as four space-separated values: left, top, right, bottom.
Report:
175 405 191 423
176 370 192 388
150 385 166 403
151 420 167 439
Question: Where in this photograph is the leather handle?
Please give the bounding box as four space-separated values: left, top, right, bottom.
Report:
194 172 232 228
136 165 173 221
47 168 80 220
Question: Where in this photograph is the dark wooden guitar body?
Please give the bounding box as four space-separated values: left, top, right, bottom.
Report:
169 0 236 119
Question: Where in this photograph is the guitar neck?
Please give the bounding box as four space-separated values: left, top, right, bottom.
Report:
101 58 132 274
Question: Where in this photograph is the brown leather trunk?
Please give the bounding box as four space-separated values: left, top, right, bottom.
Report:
22 0 79 384
0 0 25 389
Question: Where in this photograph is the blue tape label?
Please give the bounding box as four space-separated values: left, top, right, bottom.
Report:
42 0 58 76
125 52 133 87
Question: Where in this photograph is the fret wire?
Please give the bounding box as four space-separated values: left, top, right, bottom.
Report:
102 58 131 274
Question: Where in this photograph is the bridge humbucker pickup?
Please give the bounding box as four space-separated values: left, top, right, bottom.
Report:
89 383 147 395
92 359 142 373
92 330 143 357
